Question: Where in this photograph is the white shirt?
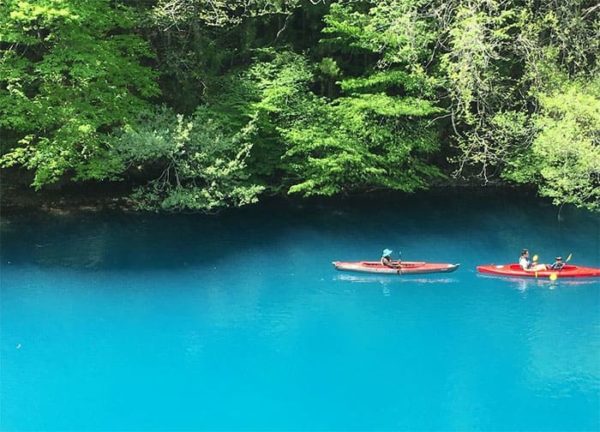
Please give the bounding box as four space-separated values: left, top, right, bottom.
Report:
519 256 530 269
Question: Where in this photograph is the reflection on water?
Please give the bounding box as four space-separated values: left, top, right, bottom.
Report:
477 274 600 292
333 273 459 285
332 273 460 298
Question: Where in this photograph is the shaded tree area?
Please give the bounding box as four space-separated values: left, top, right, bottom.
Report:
1 0 598 211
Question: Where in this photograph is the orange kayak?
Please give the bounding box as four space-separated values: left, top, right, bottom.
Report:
477 263 600 278
332 261 459 275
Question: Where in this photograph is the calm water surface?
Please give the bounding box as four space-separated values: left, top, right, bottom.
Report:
1 191 599 431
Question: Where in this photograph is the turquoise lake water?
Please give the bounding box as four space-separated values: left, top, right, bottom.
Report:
1 191 599 431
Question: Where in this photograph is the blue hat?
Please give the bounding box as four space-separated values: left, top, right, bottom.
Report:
382 249 393 257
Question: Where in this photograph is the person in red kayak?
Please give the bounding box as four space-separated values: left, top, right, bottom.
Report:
519 249 532 269
549 256 565 270
381 249 400 269
519 249 547 271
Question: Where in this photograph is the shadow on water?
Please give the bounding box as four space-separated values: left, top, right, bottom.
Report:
1 189 598 271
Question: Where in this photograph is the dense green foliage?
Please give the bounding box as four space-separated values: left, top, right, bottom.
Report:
0 0 158 186
113 107 264 211
1 0 598 211
504 79 600 211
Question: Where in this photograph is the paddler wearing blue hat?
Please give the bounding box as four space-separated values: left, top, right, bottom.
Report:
381 249 401 269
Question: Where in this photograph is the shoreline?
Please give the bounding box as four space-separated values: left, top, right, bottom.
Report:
0 180 537 216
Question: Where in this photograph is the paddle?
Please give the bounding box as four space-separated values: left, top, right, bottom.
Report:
532 254 540 278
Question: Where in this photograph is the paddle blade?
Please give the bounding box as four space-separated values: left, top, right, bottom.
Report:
533 254 539 262
549 273 558 281
566 253 572 262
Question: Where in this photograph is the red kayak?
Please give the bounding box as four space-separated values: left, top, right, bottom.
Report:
333 261 459 275
477 263 600 278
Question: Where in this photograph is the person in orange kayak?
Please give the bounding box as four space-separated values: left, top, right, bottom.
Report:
381 249 400 268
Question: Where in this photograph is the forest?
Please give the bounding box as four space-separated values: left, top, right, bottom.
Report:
1 0 599 212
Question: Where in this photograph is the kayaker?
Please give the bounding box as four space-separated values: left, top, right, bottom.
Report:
519 249 531 269
381 249 400 269
549 256 565 270
519 249 547 272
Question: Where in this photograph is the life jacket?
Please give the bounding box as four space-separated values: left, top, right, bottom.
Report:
381 256 393 267
519 256 531 269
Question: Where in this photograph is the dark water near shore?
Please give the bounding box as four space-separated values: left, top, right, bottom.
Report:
1 191 599 431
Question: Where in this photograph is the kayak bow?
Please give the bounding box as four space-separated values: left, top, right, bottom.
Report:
477 263 600 278
332 261 460 275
